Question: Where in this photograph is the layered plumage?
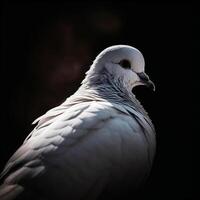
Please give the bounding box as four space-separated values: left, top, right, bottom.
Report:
0 45 156 200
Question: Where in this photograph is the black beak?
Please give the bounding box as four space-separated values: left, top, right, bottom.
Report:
137 72 155 91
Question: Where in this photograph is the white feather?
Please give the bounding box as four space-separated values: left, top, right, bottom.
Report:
0 45 156 200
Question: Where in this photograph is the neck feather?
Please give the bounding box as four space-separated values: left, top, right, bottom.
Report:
79 67 148 117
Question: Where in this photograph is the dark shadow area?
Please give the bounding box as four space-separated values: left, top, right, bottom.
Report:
1 2 196 200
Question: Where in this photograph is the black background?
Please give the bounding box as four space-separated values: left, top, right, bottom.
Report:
1 2 196 200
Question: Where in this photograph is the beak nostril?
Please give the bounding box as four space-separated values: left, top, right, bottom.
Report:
137 72 155 91
137 72 149 82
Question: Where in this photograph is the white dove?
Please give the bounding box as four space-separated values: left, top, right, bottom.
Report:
0 45 156 200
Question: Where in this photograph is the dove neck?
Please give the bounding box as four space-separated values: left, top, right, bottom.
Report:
76 68 151 120
79 76 149 119
81 69 137 104
75 67 152 127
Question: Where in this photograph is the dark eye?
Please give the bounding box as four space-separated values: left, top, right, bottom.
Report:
118 59 131 69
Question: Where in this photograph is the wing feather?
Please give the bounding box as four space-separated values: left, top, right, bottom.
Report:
0 101 155 200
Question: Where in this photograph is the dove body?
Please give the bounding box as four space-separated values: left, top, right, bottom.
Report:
0 45 156 200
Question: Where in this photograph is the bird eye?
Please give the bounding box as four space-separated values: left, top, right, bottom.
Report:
118 59 131 69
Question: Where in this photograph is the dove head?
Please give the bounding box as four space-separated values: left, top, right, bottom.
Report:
83 45 155 93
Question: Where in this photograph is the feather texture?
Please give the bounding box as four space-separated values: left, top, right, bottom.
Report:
0 45 156 200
